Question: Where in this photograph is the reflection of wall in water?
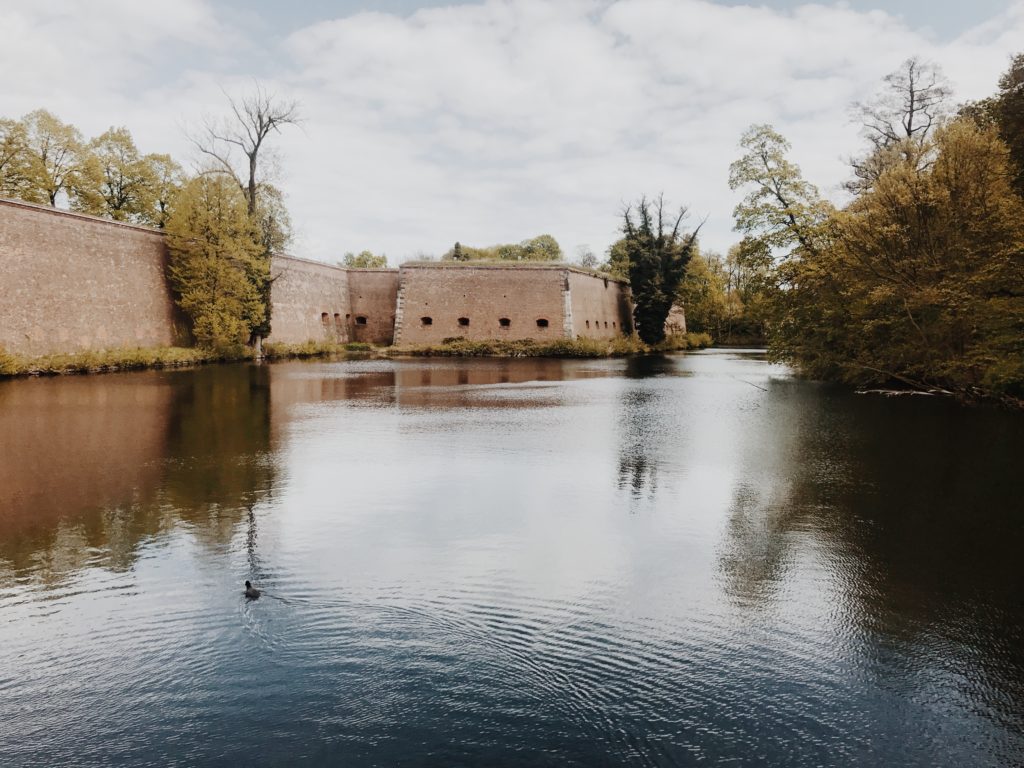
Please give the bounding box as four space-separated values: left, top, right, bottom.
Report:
0 373 174 576
0 364 277 580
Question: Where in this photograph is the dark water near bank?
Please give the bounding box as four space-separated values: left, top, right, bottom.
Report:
1 351 1023 767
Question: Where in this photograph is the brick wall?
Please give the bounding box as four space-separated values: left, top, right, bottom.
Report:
0 198 184 356
0 198 636 356
267 255 352 344
394 264 570 345
348 269 401 344
567 270 632 339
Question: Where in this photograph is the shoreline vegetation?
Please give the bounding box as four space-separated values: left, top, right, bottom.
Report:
0 333 713 379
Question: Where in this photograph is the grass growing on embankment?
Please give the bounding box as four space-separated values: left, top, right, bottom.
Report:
0 345 235 377
0 334 714 379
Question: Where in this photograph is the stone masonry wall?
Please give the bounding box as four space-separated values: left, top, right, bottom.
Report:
567 270 632 339
0 198 184 356
394 264 569 345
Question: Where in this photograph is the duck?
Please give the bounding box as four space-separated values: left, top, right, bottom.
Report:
244 580 261 599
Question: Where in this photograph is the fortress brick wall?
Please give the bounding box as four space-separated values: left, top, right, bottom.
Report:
267 255 353 344
566 270 632 339
347 269 401 344
394 264 570 345
0 198 184 356
1 197 634 357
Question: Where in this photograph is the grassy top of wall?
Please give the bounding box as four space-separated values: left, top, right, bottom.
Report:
398 261 628 284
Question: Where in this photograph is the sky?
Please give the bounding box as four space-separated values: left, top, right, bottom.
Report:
1 0 1022 264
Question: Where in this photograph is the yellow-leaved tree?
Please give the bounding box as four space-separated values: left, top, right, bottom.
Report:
165 174 268 351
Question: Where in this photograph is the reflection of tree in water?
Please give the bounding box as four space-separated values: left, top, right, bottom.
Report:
717 384 1024 736
615 356 677 499
0 364 277 586
162 364 275 548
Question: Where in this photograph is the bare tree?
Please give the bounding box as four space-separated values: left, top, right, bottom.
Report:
848 57 952 192
193 82 300 215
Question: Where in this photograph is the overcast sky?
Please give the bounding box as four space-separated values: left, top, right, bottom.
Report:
1 0 1022 263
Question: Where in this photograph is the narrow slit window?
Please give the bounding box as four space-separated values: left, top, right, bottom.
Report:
585 320 590 328
458 317 470 327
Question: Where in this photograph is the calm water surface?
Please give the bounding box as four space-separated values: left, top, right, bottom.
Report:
1 351 1022 766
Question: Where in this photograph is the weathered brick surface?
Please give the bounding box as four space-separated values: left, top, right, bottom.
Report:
348 269 400 344
395 264 569 344
567 270 632 338
267 255 352 344
1 199 634 356
0 198 183 356
0 373 172 526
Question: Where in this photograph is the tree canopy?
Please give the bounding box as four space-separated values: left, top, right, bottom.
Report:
442 234 563 262
343 250 388 268
730 54 1024 400
165 175 268 351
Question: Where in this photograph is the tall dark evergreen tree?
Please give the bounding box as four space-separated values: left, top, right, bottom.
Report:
995 53 1024 197
622 195 701 344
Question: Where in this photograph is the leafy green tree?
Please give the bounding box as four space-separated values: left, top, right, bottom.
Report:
519 234 563 261
602 237 630 279
146 153 184 228
621 195 701 344
777 120 1024 395
729 124 834 257
165 174 267 351
74 127 157 222
19 109 85 206
441 234 564 262
342 250 387 268
0 118 30 198
677 249 729 336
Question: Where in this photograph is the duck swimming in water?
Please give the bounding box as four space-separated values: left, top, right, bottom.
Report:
244 580 261 599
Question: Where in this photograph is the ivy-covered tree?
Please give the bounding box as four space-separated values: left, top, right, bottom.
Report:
621 195 701 344
165 174 267 351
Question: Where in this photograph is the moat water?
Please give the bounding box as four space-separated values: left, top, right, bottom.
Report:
1 350 1022 767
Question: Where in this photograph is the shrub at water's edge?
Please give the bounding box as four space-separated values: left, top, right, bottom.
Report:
387 334 711 358
261 341 373 359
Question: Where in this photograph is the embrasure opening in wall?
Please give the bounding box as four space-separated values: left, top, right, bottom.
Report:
458 317 470 327
355 316 367 325
536 318 549 328
421 316 433 326
499 318 511 328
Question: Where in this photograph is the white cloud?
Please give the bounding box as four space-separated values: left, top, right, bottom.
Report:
1 0 1023 261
